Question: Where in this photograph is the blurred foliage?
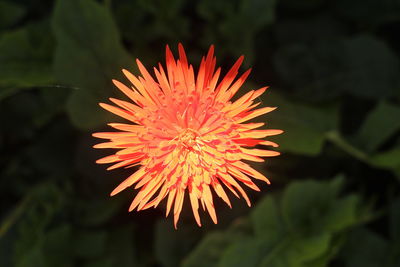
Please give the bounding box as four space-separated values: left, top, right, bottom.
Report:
52 0 133 130
197 0 276 62
183 176 370 267
338 198 400 267
0 21 54 99
261 90 339 155
274 35 400 101
1 0 400 266
0 1 26 30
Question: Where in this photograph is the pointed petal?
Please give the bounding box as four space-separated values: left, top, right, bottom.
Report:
236 107 277 123
230 161 271 184
203 185 217 224
173 188 185 228
111 168 147 196
166 188 176 217
189 190 201 226
239 129 284 139
213 182 232 208
99 103 138 123
241 148 281 157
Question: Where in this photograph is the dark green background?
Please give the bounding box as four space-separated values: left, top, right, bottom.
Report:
1 0 400 266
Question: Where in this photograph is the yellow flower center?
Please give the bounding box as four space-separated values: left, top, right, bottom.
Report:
178 128 199 149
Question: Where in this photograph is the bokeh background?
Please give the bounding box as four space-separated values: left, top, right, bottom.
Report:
1 0 400 266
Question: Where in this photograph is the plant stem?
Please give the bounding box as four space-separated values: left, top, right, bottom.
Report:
326 131 369 162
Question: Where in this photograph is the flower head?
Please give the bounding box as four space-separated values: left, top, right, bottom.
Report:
93 44 282 228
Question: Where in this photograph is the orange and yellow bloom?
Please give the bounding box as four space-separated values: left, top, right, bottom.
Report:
93 44 282 228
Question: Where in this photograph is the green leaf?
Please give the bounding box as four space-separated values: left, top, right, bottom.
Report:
113 0 188 52
219 237 266 267
197 0 276 62
182 232 231 267
247 192 337 267
43 225 74 267
353 101 400 152
73 230 107 259
65 89 112 130
274 35 400 100
15 242 45 267
288 176 361 235
0 1 26 30
74 197 122 226
260 233 332 267
251 195 284 241
52 0 133 130
262 91 339 155
305 235 345 267
13 183 67 267
137 0 189 39
281 179 337 233
340 201 400 267
197 0 234 22
293 233 333 264
369 147 400 172
0 193 30 238
239 0 276 29
155 220 200 267
186 177 367 267
322 195 361 232
0 22 54 90
340 228 390 267
83 225 138 267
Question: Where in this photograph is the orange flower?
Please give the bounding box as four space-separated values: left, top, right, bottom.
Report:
93 44 282 228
